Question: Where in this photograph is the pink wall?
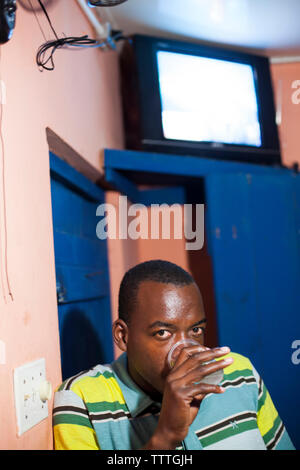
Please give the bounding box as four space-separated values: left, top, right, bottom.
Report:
271 62 300 167
0 3 123 449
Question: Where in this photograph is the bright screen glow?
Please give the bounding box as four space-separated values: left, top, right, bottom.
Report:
157 50 262 147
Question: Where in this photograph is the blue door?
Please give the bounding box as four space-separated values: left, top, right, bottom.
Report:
50 153 114 380
205 171 300 448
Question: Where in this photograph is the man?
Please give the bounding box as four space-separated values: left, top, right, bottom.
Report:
53 260 295 450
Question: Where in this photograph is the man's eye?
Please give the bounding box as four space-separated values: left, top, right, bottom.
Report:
192 327 203 335
155 330 171 339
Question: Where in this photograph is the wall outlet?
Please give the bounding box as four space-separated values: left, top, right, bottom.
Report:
13 358 51 436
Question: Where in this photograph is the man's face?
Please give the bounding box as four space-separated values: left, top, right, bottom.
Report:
125 281 207 399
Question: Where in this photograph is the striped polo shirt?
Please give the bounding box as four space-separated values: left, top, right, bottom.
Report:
53 351 295 450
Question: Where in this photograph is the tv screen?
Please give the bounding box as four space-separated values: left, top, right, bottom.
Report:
157 51 262 148
120 35 281 166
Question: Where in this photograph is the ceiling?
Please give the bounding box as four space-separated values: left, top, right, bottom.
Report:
95 0 300 57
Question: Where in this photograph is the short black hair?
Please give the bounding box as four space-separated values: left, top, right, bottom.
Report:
118 259 195 324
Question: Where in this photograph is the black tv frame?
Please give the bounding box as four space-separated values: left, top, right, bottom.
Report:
120 34 282 166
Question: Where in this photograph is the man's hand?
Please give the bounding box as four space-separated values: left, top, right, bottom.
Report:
143 345 233 450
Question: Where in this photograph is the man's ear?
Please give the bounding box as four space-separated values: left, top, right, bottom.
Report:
112 319 129 352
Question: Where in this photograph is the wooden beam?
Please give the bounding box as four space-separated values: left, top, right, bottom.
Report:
46 127 113 190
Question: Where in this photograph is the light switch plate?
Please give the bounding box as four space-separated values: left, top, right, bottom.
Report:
13 358 49 436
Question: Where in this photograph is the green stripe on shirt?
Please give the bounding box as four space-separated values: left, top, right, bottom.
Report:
200 418 258 447
53 413 93 428
87 401 129 413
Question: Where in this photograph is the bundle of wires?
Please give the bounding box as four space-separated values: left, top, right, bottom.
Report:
30 0 125 71
36 35 113 71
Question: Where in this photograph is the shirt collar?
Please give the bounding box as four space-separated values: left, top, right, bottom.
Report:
111 352 161 418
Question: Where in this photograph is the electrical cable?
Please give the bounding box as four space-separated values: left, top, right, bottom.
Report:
0 47 13 302
18 0 54 12
88 0 128 6
26 0 48 42
37 0 59 40
36 35 107 71
0 75 7 302
34 0 127 71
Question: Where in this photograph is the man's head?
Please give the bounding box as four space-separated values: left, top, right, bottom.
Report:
113 260 207 399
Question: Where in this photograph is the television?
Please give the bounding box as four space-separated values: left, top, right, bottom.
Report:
120 34 281 166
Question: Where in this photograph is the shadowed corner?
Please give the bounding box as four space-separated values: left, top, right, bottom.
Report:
59 308 105 381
